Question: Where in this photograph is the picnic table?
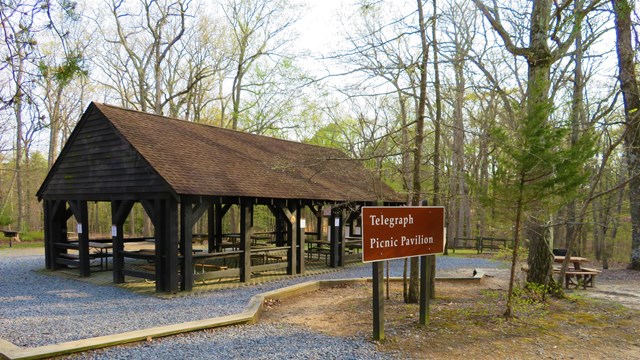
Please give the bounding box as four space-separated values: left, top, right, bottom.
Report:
554 256 601 289
89 241 113 271
1 230 20 247
306 239 330 262
344 236 362 253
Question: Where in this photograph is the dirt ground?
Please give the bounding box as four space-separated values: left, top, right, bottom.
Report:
261 267 640 359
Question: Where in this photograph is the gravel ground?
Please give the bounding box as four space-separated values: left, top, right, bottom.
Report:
0 251 502 359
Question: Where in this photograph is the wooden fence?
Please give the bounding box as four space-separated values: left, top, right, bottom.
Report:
451 237 513 254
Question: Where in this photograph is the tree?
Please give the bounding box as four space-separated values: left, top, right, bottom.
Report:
612 0 640 270
96 0 201 116
0 0 47 232
221 0 298 130
441 0 476 254
38 0 88 168
473 0 600 316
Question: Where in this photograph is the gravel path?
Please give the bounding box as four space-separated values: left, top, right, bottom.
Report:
0 250 502 359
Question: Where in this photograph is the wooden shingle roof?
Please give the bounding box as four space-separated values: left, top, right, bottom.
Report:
40 102 401 203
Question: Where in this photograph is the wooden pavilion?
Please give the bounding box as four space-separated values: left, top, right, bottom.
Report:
37 102 403 293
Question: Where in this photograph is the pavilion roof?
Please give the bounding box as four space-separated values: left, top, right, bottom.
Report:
88 103 401 203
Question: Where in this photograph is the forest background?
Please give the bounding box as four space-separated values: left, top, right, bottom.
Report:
1 0 639 272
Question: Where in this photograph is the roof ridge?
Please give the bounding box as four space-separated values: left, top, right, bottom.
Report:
94 102 345 153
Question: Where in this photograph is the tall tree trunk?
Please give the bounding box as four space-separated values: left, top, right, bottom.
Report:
407 0 430 304
523 0 554 284
427 0 442 299
526 215 553 285
565 0 586 255
47 87 64 168
14 64 25 232
231 45 246 130
432 0 442 208
612 0 640 270
505 174 525 318
451 47 469 243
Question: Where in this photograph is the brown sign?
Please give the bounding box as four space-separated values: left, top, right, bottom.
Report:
361 206 445 262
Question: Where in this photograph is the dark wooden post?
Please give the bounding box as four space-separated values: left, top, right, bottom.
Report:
215 203 225 252
69 200 90 277
373 260 384 340
208 203 216 253
53 203 73 270
141 199 162 292
283 203 298 276
165 198 179 293
420 199 433 325
180 197 194 291
43 200 52 269
239 199 253 282
111 200 133 284
143 198 178 294
44 200 66 270
296 203 304 274
316 206 323 241
338 209 346 267
329 207 345 267
419 255 430 325
275 212 286 247
329 209 338 267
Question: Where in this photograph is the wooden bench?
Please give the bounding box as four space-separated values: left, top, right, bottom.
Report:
307 246 330 263
194 263 228 273
266 254 284 263
562 270 600 289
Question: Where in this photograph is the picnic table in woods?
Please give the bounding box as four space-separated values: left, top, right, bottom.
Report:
553 255 601 289
1 229 20 247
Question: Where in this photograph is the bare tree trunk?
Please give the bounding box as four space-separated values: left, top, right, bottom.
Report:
612 0 640 270
15 68 25 232
504 174 525 318
47 87 64 168
407 0 430 304
565 0 588 258
526 215 553 285
432 0 442 208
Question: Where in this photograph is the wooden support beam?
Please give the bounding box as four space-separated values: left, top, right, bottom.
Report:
191 197 213 224
329 207 345 268
208 203 216 253
165 198 179 293
43 200 52 269
373 261 385 340
338 209 346 267
346 207 361 236
308 204 323 241
68 200 90 277
180 198 194 291
213 203 225 253
148 199 165 293
44 200 67 270
111 200 134 284
271 202 304 275
267 204 286 247
239 199 253 282
140 199 157 228
295 203 304 274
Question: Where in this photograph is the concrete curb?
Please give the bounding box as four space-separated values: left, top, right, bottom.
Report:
0 272 483 359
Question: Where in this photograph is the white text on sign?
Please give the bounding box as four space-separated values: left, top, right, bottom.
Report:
368 214 414 228
370 235 434 249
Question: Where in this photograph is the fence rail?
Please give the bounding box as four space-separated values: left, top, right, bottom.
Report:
451 237 513 254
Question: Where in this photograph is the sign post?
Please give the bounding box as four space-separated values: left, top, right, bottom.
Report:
362 206 445 339
372 261 384 340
